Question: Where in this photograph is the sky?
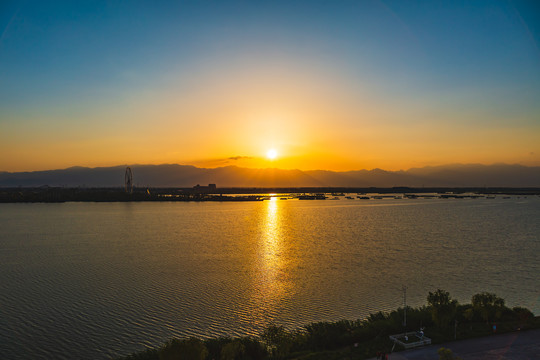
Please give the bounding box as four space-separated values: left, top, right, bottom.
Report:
1 0 540 172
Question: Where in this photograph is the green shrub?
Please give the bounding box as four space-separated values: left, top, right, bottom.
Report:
438 347 462 360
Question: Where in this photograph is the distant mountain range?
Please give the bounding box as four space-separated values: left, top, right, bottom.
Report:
1 163 539 188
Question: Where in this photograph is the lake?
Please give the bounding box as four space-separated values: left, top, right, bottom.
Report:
0 197 539 359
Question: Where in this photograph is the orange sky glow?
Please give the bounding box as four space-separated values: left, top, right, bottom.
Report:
1 1 539 172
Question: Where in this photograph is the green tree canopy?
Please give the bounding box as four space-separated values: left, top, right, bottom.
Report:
471 292 505 323
159 338 208 360
261 325 293 359
427 289 458 328
220 340 245 360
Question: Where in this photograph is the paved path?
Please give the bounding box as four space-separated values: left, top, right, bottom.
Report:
369 329 540 360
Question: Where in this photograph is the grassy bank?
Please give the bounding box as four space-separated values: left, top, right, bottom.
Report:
115 290 539 360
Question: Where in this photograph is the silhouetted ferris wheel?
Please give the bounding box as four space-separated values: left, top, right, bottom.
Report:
125 166 133 194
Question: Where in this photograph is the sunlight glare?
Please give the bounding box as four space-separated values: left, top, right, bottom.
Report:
267 149 278 160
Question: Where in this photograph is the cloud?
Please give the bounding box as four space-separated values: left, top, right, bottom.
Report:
189 156 254 168
228 156 253 161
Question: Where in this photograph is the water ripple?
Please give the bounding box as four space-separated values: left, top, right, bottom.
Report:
0 199 539 358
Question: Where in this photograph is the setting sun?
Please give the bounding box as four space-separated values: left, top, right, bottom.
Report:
266 149 278 160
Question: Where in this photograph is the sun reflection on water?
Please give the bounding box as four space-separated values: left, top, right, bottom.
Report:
252 196 290 320
263 197 280 261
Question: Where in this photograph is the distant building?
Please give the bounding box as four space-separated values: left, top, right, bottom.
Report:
193 184 217 193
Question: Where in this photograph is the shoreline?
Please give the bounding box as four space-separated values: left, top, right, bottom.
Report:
113 294 540 360
2 186 539 203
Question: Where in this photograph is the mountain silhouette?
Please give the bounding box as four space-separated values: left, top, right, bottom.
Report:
0 163 539 188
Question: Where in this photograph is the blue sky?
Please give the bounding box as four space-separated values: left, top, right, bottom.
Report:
1 0 539 171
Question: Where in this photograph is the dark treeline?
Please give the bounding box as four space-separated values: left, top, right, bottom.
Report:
0 188 263 203
116 290 538 360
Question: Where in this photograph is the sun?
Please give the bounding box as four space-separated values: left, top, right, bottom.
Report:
266 149 278 160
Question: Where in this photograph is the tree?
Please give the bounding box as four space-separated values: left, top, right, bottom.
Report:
463 308 474 322
471 292 505 324
220 340 245 360
512 306 533 323
159 338 208 360
237 337 267 360
261 325 293 359
427 289 457 328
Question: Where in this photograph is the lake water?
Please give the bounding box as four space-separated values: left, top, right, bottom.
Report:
0 197 539 359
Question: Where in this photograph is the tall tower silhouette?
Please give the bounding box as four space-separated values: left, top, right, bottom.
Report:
125 167 133 194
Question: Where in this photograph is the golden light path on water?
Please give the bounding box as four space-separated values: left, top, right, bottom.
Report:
255 197 288 315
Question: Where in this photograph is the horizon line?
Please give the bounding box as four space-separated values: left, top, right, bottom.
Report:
2 161 538 174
